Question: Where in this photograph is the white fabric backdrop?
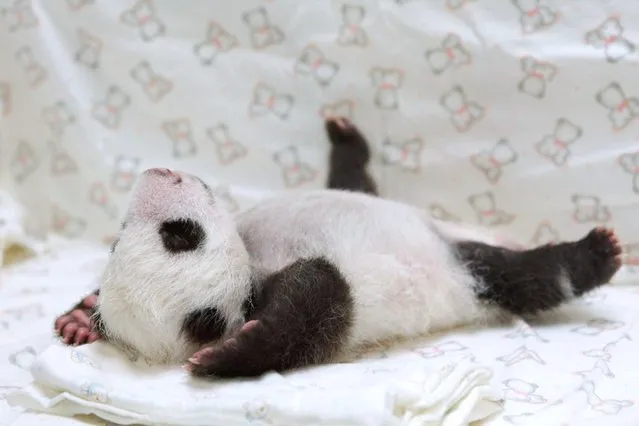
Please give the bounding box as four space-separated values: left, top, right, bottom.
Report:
1 0 638 264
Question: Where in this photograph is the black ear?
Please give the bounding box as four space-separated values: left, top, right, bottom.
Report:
159 218 205 253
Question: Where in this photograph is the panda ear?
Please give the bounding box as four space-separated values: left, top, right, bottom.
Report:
159 219 206 253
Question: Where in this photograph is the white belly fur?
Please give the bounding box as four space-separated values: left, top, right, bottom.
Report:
237 190 496 347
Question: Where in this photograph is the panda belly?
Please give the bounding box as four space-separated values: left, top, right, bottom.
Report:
333 236 485 346
237 190 486 347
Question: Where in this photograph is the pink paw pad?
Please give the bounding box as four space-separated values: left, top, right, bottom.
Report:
54 293 102 346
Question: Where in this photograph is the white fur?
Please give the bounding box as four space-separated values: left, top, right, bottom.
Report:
98 170 252 363
557 267 575 299
97 169 499 364
237 190 497 348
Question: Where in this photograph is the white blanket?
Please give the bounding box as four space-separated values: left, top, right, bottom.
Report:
3 239 639 426
7 341 502 426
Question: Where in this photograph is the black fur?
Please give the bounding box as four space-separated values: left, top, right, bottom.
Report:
454 227 621 315
241 280 259 319
159 218 205 253
189 257 354 378
325 118 378 196
181 307 228 344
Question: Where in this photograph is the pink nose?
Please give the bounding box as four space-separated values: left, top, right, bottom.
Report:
147 168 174 177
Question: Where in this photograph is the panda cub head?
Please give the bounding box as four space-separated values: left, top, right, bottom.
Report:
96 168 252 364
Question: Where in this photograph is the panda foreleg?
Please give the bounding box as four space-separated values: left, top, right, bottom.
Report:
186 257 354 378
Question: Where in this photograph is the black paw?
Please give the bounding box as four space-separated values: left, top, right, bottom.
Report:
186 320 263 378
581 227 623 283
186 345 230 377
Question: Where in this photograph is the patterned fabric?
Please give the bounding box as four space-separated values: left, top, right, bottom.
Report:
9 341 500 425
3 4 639 425
1 242 639 425
1 0 638 265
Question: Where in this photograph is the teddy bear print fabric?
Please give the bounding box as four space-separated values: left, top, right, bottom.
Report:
0 0 637 277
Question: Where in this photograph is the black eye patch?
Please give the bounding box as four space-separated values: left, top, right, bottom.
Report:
159 218 205 253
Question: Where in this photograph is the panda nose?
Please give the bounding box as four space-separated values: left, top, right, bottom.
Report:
147 167 184 184
148 168 174 177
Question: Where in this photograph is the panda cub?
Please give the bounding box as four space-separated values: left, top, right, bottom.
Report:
54 118 622 379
